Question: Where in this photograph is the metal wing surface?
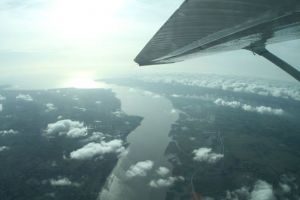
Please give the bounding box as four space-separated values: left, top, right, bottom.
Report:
135 0 300 66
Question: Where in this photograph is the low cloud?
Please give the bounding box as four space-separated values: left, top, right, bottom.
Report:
81 132 105 143
279 183 291 194
143 90 161 99
156 167 170 177
193 148 224 163
16 94 33 101
70 139 124 160
0 129 19 136
0 95 6 101
50 177 78 187
242 105 284 115
45 103 57 112
250 180 275 200
150 176 184 188
170 109 178 114
45 119 87 138
144 91 154 96
112 110 124 118
73 106 87 112
0 104 2 112
126 160 154 178
225 180 275 200
0 146 9 152
214 98 241 108
72 97 79 101
137 74 300 101
214 98 284 115
171 94 181 98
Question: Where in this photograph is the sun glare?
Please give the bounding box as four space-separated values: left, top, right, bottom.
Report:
46 0 125 40
63 72 108 89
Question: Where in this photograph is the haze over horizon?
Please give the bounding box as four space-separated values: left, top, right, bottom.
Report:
0 0 300 88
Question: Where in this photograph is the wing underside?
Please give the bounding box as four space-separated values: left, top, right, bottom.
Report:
135 0 300 67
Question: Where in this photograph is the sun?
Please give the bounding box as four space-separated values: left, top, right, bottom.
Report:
46 0 125 40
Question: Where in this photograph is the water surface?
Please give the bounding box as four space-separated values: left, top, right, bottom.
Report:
99 85 178 200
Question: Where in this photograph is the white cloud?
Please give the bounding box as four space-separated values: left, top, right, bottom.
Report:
72 97 79 101
73 106 87 112
156 167 170 177
0 104 2 112
113 110 123 117
45 119 87 138
50 177 78 187
16 94 33 101
171 94 181 98
95 101 102 104
0 146 9 152
170 109 178 114
0 95 6 101
150 176 184 188
223 178 298 200
82 132 105 143
226 186 250 200
279 183 291 194
225 180 275 200
250 180 275 200
138 74 300 101
214 98 241 108
45 103 57 112
126 160 154 178
215 98 284 115
0 129 19 136
254 106 284 115
142 90 161 99
241 104 284 115
150 177 176 188
70 139 124 160
144 91 154 96
193 148 224 163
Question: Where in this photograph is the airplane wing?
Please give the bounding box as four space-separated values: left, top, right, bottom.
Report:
135 0 300 81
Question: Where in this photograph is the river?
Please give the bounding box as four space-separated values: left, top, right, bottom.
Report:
98 85 179 200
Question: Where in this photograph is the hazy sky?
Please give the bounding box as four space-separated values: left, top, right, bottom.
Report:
0 0 299 88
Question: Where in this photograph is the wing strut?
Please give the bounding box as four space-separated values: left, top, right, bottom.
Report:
246 46 300 82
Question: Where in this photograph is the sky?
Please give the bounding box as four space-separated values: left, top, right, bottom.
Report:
0 0 299 89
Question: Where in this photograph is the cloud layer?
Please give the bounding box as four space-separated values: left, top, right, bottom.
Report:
193 148 224 163
214 98 284 115
70 140 125 160
16 94 33 101
45 119 87 138
0 129 19 136
126 160 154 178
137 74 300 101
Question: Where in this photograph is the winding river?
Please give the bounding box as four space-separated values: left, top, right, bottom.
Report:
98 85 178 200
